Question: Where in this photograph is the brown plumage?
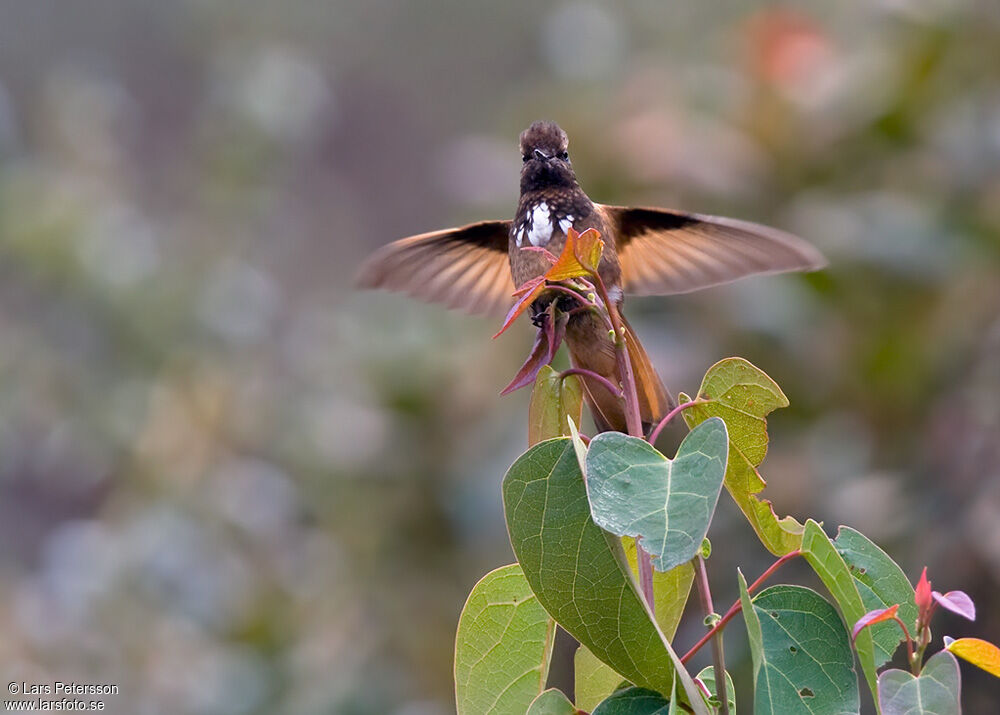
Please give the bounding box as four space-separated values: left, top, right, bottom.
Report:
357 120 826 434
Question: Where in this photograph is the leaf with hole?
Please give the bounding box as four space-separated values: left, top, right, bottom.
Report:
502 438 708 713
800 520 879 704
586 418 728 572
834 526 917 667
739 573 860 715
681 358 804 556
454 564 556 715
878 650 961 715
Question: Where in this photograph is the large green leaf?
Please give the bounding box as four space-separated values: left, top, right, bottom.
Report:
680 358 804 556
834 526 917 667
529 365 583 446
527 689 581 715
454 564 556 715
878 651 961 715
740 575 860 714
575 546 695 711
696 667 736 714
800 520 879 706
586 418 728 572
591 686 672 715
502 438 708 713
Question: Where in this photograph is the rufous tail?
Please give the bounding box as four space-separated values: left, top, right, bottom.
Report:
565 312 673 434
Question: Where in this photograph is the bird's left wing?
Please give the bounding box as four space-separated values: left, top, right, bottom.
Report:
355 220 514 315
599 205 826 296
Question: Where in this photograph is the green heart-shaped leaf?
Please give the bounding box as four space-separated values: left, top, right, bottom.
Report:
681 358 804 556
740 575 860 714
503 438 708 713
454 564 556 715
878 651 961 715
586 418 728 572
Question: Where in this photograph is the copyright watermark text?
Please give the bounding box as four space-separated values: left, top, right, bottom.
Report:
5 682 118 711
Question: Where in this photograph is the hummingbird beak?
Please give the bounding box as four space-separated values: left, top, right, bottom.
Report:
533 148 550 161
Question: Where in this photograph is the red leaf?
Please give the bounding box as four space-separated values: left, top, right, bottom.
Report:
932 590 976 621
499 309 567 395
915 567 932 613
493 277 546 338
852 604 900 642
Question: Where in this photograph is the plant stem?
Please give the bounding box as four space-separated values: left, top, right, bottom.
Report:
591 275 643 439
590 271 654 607
559 368 623 399
694 556 729 715
647 399 710 445
681 550 801 665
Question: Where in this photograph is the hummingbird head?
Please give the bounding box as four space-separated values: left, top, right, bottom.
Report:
519 121 576 192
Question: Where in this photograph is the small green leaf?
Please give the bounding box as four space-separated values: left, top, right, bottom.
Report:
740 577 860 715
575 646 629 713
529 366 583 446
528 689 580 715
574 547 694 711
878 650 961 715
681 358 804 556
696 667 736 714
834 526 917 667
592 686 672 715
503 439 708 713
800 520 879 706
454 564 556 715
586 418 728 571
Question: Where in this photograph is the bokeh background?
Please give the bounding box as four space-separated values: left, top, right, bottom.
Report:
0 1 998 713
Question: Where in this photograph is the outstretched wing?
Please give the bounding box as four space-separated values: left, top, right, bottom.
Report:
356 221 514 315
599 205 826 296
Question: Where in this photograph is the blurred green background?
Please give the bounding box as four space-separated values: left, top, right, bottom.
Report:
0 1 998 713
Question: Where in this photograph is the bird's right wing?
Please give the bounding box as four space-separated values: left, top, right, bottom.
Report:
599 205 826 296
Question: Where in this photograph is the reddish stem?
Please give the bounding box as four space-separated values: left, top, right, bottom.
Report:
559 368 623 399
647 400 709 445
681 550 801 664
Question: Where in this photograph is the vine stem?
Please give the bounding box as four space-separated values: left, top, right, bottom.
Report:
681 549 801 665
694 556 729 715
559 368 623 399
647 399 710 445
590 270 654 607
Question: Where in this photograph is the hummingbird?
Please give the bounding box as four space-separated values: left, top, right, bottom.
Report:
357 121 825 433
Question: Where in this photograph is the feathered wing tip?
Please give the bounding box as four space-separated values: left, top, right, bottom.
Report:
600 205 826 296
354 220 514 316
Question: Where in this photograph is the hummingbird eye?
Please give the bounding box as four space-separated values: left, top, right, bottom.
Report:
522 154 530 163
558 151 568 160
